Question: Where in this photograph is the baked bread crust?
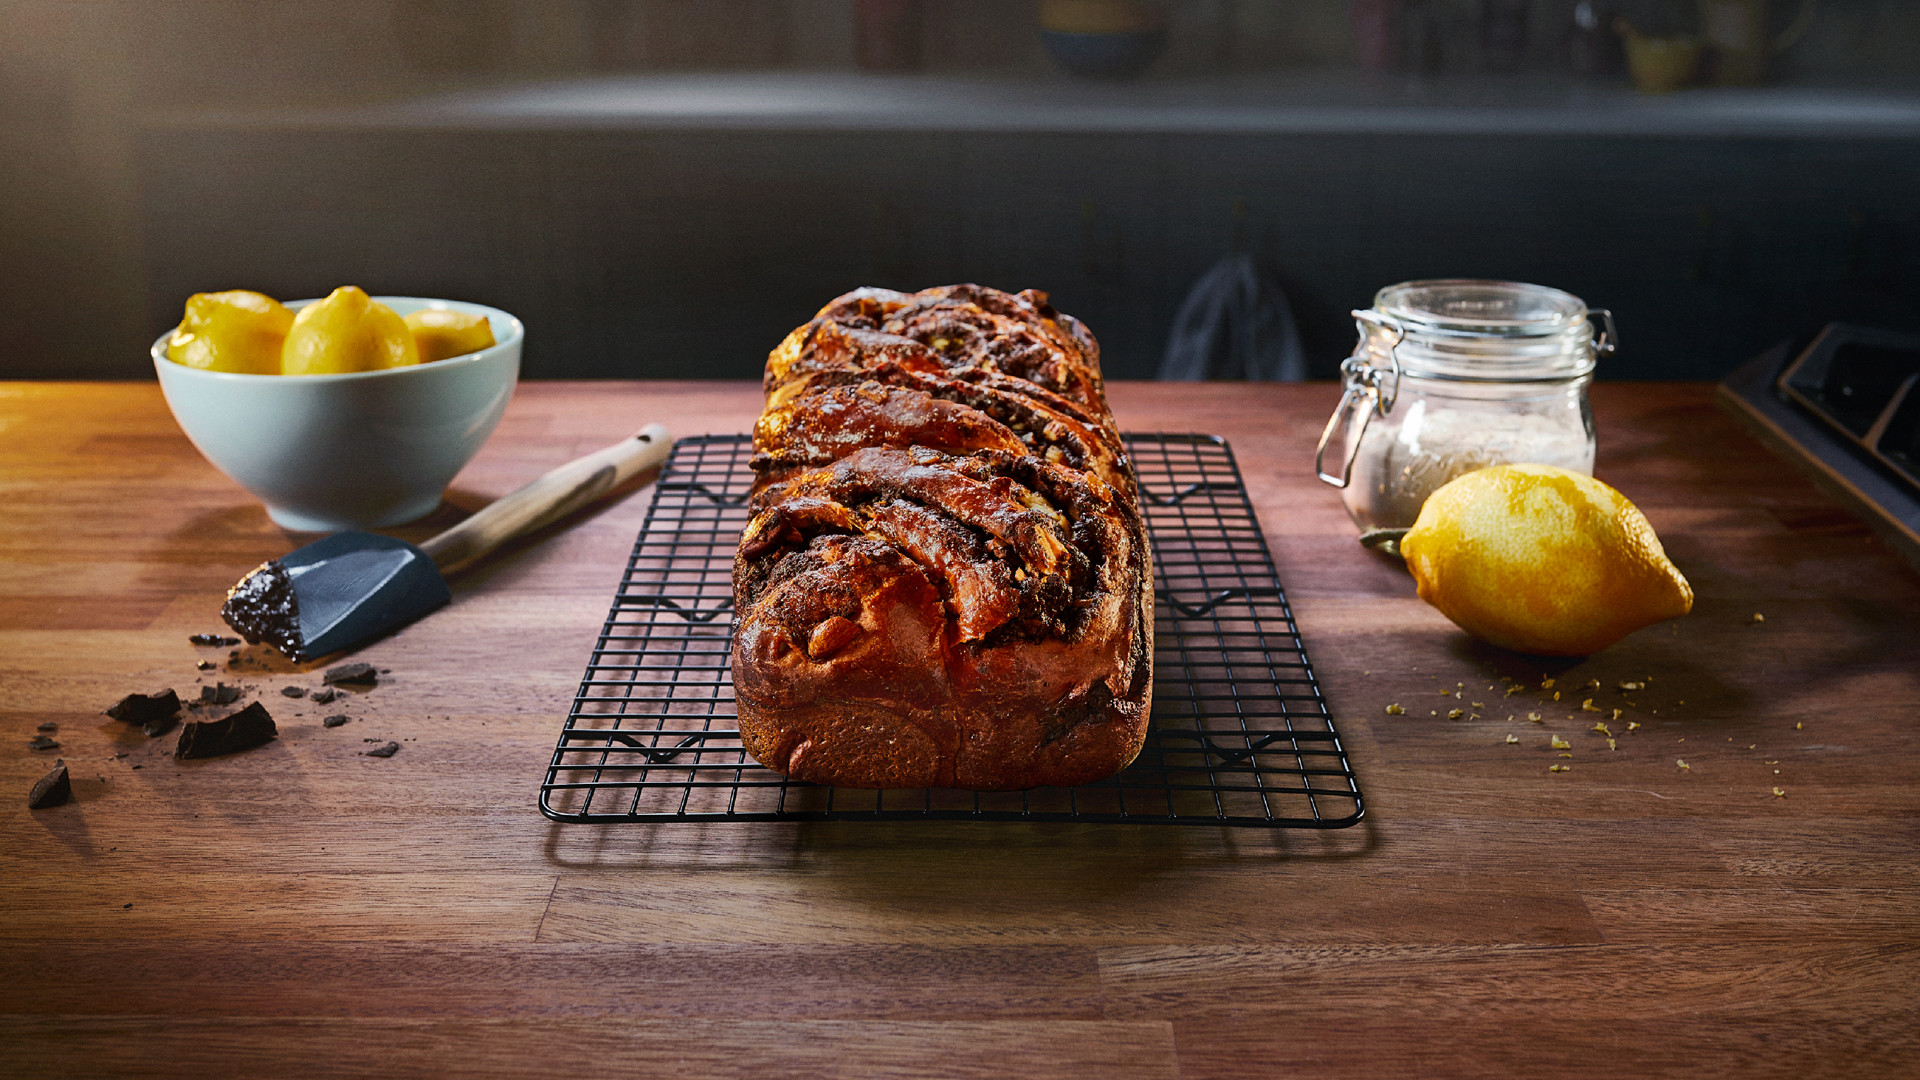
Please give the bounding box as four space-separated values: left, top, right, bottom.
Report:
732 285 1152 790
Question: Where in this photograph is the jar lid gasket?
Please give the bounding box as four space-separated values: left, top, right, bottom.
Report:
1362 279 1599 382
1375 279 1590 335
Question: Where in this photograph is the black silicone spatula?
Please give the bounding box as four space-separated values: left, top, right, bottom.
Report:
220 424 673 661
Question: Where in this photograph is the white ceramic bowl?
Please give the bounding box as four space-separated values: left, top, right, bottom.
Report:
153 297 523 532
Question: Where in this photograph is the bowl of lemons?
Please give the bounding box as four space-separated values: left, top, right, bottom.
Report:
153 287 522 532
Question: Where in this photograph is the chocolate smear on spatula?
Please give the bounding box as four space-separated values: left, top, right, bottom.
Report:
221 560 303 660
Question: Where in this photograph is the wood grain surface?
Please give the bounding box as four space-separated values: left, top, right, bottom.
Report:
2 381 1916 1079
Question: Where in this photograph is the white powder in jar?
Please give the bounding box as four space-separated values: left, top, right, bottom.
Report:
1341 397 1594 531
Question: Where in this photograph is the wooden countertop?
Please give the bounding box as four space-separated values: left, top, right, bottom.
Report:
3 381 1916 1078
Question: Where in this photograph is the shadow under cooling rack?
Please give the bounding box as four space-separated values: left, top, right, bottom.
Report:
541 433 1364 828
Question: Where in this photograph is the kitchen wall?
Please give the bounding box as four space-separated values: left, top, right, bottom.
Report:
132 118 1920 382
3 0 1918 378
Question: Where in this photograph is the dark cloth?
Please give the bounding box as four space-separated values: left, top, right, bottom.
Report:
1158 254 1308 382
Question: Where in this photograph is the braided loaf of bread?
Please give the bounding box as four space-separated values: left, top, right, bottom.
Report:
732 285 1152 790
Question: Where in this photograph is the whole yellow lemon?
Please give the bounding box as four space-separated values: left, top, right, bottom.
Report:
167 290 293 374
404 308 497 363
281 286 420 375
1401 463 1692 656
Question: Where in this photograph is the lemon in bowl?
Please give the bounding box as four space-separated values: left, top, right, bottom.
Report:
404 307 498 364
153 293 522 532
280 286 422 375
166 290 295 374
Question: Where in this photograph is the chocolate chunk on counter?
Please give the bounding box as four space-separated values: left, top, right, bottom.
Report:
188 633 240 647
309 688 337 705
280 686 307 698
175 702 278 760
196 660 215 671
142 714 179 739
28 763 71 809
323 662 378 688
106 689 182 727
28 736 59 751
36 722 57 733
363 741 399 758
199 683 242 706
322 715 350 729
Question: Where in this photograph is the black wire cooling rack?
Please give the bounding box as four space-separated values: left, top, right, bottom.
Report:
541 434 1364 828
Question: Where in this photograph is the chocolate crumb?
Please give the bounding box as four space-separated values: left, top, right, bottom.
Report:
196 660 215 671
324 662 378 688
36 722 57 733
280 686 307 699
175 702 278 760
309 688 337 705
28 736 60 751
199 683 242 706
106 689 182 728
363 741 400 758
188 634 240 647
28 763 70 809
322 715 350 729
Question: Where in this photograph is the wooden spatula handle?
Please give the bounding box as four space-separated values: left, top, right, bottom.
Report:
419 424 673 576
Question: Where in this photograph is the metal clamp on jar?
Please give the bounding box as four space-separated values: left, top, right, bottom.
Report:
1316 279 1614 539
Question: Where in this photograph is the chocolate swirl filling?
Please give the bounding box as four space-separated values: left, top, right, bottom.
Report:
743 284 1141 653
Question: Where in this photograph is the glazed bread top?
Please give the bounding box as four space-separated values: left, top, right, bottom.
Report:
736 285 1148 734
756 286 1132 495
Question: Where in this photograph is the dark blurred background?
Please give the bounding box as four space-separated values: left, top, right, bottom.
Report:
3 0 1918 381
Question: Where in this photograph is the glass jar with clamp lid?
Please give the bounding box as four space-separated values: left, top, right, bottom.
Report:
1316 279 1615 536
